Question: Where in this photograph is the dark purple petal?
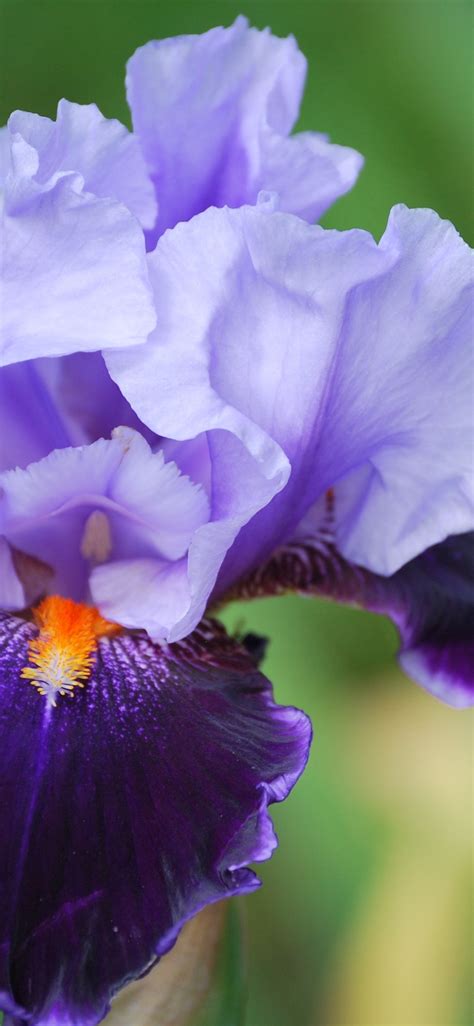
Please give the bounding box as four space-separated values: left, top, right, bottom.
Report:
227 530 474 707
0 611 310 1026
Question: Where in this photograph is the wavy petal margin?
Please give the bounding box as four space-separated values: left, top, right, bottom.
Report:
0 612 310 1025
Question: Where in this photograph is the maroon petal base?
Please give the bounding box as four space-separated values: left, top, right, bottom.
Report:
229 531 474 707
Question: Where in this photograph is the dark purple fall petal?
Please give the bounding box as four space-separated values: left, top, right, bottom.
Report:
227 532 474 707
0 614 310 1026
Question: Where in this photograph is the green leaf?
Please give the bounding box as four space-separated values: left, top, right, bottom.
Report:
193 901 246 1026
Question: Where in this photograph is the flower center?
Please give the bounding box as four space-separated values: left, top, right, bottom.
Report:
21 596 120 706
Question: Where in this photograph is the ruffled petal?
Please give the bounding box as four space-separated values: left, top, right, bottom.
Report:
0 610 310 1025
0 431 209 626
107 202 473 596
8 100 157 229
126 16 362 242
258 127 363 223
331 205 474 574
228 520 474 707
1 112 155 366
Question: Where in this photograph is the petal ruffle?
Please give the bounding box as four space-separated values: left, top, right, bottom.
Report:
228 524 474 707
107 202 473 594
1 110 155 366
7 101 157 229
0 611 310 1025
126 16 362 242
0 431 209 631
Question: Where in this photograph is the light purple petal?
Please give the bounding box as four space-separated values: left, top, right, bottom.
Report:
108 202 473 595
0 363 71 471
90 556 191 637
329 205 474 573
127 16 362 242
93 429 285 641
106 202 387 582
257 127 363 223
37 352 158 448
0 352 159 477
1 114 155 366
0 126 9 185
0 431 209 630
9 100 157 229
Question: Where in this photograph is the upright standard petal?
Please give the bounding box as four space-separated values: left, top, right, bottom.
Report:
1 111 155 366
126 16 362 241
107 202 473 597
0 604 310 1026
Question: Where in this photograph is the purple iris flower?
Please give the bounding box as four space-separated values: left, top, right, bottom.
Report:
0 20 348 1024
0 16 472 1026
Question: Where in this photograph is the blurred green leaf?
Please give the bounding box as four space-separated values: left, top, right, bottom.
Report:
194 902 246 1026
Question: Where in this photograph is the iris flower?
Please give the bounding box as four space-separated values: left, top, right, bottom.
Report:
0 16 472 1026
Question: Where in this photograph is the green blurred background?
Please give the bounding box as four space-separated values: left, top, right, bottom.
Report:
1 2 471 1024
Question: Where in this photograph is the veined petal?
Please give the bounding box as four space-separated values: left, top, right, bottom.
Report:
1 110 155 367
0 608 310 1025
126 16 362 242
108 202 473 595
228 522 474 707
